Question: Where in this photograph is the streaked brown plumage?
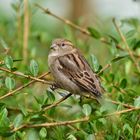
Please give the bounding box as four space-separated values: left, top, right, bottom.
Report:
48 38 104 98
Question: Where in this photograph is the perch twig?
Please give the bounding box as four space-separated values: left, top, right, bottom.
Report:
113 18 140 72
0 72 49 100
0 67 52 85
12 116 89 132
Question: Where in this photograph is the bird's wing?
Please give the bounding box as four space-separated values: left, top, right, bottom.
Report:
58 49 103 97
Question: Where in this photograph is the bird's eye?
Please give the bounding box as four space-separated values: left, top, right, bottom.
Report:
61 43 65 47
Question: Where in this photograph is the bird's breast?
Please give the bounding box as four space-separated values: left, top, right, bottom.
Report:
48 58 80 94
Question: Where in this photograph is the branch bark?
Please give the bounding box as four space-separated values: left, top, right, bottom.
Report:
0 67 52 85
23 0 29 63
12 116 89 132
112 18 140 72
0 72 49 100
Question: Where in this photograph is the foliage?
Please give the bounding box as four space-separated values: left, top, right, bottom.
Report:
0 1 140 140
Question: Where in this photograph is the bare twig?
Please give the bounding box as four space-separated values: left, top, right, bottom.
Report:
35 4 90 35
93 107 140 121
109 100 134 109
12 116 89 132
17 1 22 47
112 18 140 72
43 114 80 131
12 107 140 133
0 72 49 100
98 63 111 75
34 3 108 43
23 0 29 63
105 107 140 117
116 45 140 58
0 67 52 85
34 4 140 59
0 67 135 109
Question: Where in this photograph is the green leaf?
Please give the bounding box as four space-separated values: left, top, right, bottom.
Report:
0 37 9 49
133 40 140 50
120 78 127 89
111 55 128 63
125 60 131 74
0 108 11 136
107 34 119 44
15 131 25 139
5 77 15 90
34 94 47 106
18 104 28 116
0 108 10 127
67 134 77 140
134 96 140 107
82 104 92 116
13 59 23 62
90 54 99 72
110 41 118 55
4 56 13 70
125 29 136 38
107 73 115 82
123 123 133 134
0 103 5 111
39 127 47 138
46 89 55 102
13 114 23 128
86 134 96 140
30 60 39 77
98 118 107 125
26 129 39 140
121 18 139 28
87 27 101 39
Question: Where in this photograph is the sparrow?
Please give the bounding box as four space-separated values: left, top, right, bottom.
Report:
48 38 104 99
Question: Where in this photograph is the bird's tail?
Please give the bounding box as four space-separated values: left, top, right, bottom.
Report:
97 95 117 115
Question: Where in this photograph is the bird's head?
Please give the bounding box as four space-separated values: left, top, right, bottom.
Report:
50 38 74 55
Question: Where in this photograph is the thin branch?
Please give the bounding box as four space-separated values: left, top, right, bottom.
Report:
12 116 89 132
116 45 140 58
34 3 107 44
0 66 135 110
109 100 134 109
112 18 140 72
82 92 135 109
98 63 111 75
105 107 140 117
35 4 90 35
76 91 135 109
12 107 140 132
0 67 135 109
43 114 80 131
43 93 72 111
7 106 33 113
34 4 140 59
0 72 49 100
93 107 140 121
17 1 22 47
0 67 52 85
23 0 29 63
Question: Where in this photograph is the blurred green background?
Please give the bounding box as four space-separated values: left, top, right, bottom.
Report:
0 0 140 140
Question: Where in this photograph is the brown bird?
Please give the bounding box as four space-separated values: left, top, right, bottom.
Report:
48 38 104 100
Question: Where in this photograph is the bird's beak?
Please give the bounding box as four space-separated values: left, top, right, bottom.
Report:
50 44 57 50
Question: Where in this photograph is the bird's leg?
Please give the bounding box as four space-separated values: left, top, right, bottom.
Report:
79 96 84 104
50 82 59 91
